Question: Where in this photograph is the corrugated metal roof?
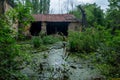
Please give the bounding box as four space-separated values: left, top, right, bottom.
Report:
32 14 79 22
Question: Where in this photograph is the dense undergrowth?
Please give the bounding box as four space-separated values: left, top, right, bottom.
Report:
0 2 119 80
68 26 120 79
0 16 30 80
32 35 62 49
0 3 33 80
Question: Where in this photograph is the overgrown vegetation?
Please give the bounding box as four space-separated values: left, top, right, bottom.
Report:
70 3 105 27
68 26 120 78
32 35 62 48
0 13 30 80
0 0 120 79
42 35 61 44
0 2 33 80
16 3 33 40
68 28 100 53
32 36 43 48
69 0 120 78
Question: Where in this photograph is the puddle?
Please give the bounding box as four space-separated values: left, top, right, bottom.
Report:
21 42 104 80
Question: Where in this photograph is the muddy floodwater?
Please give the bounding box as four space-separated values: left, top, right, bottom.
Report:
21 42 104 80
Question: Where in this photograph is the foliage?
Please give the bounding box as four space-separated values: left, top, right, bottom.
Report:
0 14 29 80
1 2 33 40
2 0 50 14
42 35 61 45
106 0 120 33
32 35 61 49
15 3 33 40
95 2 120 77
69 25 120 78
23 0 50 14
15 3 33 26
108 0 120 10
68 28 101 53
32 36 43 48
93 32 120 78
70 3 105 27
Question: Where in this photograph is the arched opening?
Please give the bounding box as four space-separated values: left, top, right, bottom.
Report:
46 22 69 36
30 22 41 36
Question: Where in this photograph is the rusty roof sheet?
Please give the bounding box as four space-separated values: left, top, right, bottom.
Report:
32 14 79 22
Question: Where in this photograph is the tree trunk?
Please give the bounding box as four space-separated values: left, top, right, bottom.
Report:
78 5 87 28
0 0 5 14
0 0 13 15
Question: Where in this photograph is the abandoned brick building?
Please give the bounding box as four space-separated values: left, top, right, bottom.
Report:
30 14 81 36
0 1 81 37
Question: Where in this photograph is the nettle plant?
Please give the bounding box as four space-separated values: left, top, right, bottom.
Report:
0 4 32 80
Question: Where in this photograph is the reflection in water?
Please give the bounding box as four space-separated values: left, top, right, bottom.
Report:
21 42 103 80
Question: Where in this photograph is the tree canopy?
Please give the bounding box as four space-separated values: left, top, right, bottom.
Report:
70 3 105 27
106 0 120 32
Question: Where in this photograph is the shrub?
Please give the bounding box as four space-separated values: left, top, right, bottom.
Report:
0 16 29 80
68 28 101 53
96 30 120 78
5 3 33 41
42 35 61 44
32 36 43 48
71 26 120 78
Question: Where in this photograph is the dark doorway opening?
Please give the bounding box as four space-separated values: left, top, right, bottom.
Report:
46 22 69 36
30 22 41 36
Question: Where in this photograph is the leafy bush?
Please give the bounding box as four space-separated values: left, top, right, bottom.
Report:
69 26 120 78
31 35 62 49
32 36 43 48
5 3 33 40
68 28 101 53
42 35 61 44
0 16 29 80
97 30 120 78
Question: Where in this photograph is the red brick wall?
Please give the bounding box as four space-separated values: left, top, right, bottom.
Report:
68 22 81 31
